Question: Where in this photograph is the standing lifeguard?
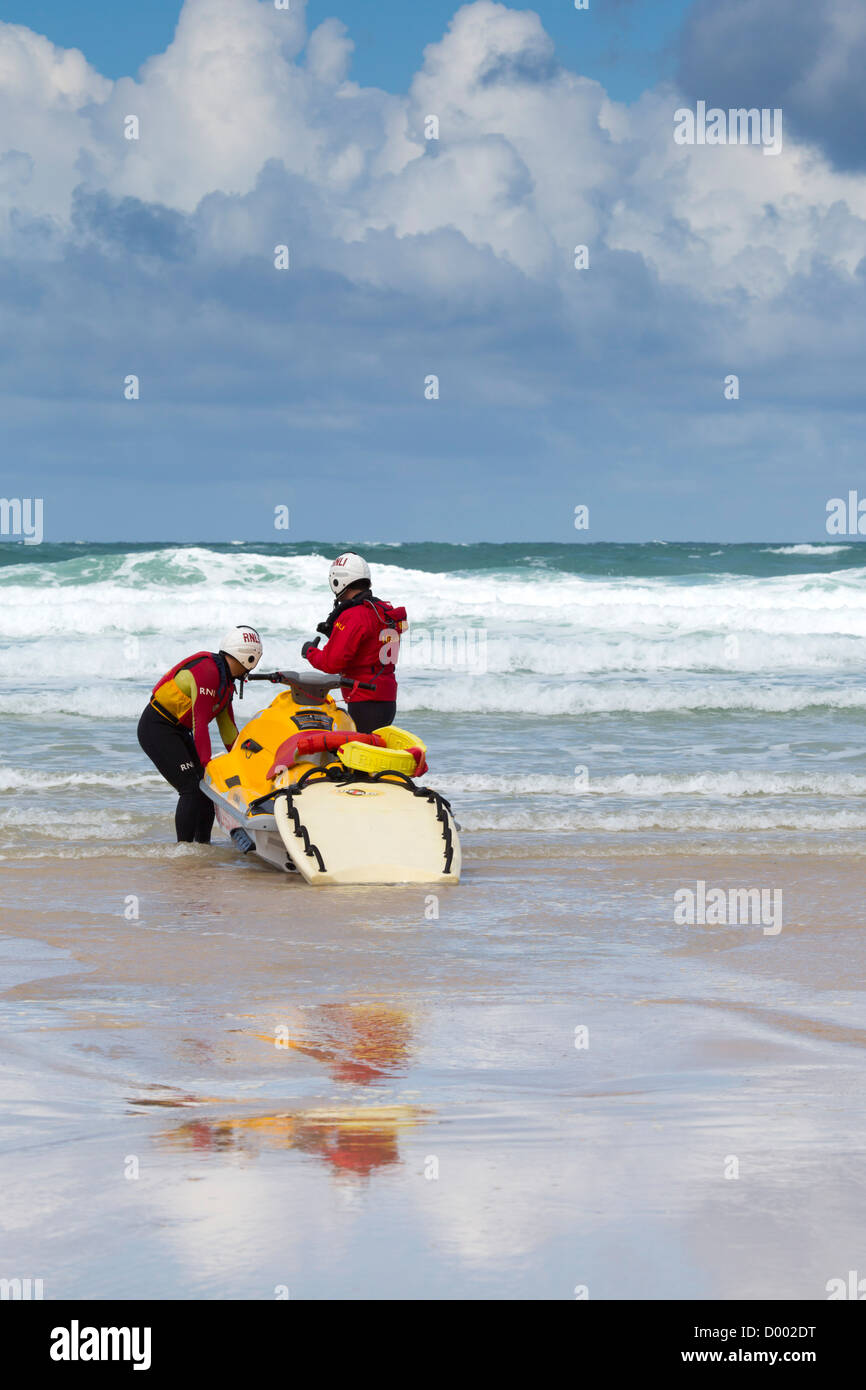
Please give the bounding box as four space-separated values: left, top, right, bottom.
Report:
301 554 407 734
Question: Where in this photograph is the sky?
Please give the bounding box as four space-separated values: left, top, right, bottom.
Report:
0 0 694 99
1 0 865 543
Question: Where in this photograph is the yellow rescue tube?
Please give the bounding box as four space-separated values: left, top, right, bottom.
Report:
337 725 427 777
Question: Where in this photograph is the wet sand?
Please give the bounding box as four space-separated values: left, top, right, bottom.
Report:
1 844 865 1299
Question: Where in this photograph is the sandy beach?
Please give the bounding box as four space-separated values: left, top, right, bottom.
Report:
3 844 864 1300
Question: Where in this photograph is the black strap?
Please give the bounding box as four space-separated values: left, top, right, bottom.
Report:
149 698 182 725
316 589 384 639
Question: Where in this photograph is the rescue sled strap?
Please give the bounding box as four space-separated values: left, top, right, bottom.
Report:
267 782 328 873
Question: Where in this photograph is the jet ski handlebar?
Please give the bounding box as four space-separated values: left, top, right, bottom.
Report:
248 670 376 692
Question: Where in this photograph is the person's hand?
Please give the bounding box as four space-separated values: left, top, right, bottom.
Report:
301 639 320 659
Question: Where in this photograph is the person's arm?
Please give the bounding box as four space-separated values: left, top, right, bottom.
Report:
174 668 214 765
305 611 365 674
216 703 238 751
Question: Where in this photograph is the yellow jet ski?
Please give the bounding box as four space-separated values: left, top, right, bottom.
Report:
202 670 461 886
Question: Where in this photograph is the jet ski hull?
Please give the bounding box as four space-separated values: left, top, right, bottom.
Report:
204 775 460 884
201 681 461 885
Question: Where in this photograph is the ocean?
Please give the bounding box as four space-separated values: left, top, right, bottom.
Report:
2 539 866 860
2 540 865 1299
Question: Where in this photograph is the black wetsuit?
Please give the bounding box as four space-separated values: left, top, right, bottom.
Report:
347 700 397 734
137 706 216 843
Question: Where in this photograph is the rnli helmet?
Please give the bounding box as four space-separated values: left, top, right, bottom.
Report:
219 625 263 670
328 552 370 597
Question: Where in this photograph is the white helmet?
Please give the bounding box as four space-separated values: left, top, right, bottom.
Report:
219 625 263 671
328 551 371 597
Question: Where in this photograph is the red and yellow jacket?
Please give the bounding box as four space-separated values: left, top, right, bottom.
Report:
151 651 238 765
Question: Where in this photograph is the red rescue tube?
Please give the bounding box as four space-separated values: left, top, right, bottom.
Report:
267 730 385 781
407 747 428 776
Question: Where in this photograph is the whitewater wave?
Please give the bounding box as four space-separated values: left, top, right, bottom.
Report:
6 805 864 840
4 547 866 648
6 628 866 681
0 842 227 862
436 771 866 797
0 808 136 839
5 767 864 800
4 835 866 862
0 768 162 792
399 680 866 717
4 677 866 720
762 545 852 556
458 808 866 832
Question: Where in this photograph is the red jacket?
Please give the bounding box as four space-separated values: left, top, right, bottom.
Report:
151 651 237 765
306 597 406 702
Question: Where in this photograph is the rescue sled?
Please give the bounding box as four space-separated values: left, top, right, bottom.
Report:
202 671 461 886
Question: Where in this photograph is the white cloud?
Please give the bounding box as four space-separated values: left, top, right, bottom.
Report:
1 0 865 308
0 23 109 235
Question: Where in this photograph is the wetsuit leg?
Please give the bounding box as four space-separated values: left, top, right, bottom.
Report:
194 794 215 844
348 700 397 734
137 706 213 844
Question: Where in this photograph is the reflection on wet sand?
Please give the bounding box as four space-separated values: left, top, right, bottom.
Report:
248 1001 415 1084
145 1003 424 1179
156 1105 426 1179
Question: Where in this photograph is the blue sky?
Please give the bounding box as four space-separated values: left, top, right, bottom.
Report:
0 1 693 100
1 0 865 543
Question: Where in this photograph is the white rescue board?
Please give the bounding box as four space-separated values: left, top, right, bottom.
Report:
273 780 461 885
